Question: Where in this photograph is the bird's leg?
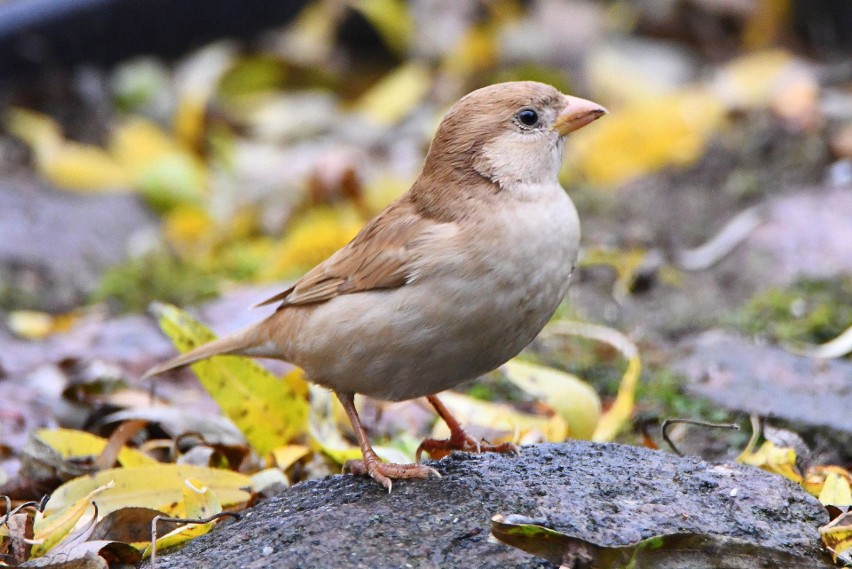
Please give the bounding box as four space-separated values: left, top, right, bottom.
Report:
416 395 519 461
337 391 439 492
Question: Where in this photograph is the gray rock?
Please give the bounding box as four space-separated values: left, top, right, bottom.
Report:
676 332 852 462
0 174 156 311
148 442 828 569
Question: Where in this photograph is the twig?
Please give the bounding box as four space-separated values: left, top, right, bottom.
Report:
661 418 740 457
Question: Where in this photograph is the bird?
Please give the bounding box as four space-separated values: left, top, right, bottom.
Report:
145 81 606 491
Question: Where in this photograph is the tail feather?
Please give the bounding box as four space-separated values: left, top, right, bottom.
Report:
143 332 255 379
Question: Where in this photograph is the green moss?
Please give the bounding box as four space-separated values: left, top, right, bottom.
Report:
92 253 219 313
731 277 852 345
637 369 728 421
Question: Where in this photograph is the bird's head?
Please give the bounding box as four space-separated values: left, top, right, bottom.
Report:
422 81 606 193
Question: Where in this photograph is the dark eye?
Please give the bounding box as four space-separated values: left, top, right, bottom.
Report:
517 108 539 127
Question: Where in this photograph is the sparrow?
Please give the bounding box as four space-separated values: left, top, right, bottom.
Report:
145 81 606 490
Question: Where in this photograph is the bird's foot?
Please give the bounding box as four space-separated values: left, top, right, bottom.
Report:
344 457 440 492
416 429 519 461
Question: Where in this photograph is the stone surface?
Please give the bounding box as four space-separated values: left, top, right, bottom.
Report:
0 174 156 311
676 331 852 461
148 442 829 569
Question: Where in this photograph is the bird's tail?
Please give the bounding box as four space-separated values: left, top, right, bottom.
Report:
143 329 258 379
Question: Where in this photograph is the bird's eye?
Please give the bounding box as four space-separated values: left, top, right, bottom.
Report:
517 108 539 127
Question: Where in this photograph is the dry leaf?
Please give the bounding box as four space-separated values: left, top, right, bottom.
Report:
566 88 725 188
500 360 600 440
541 321 641 442
151 302 310 455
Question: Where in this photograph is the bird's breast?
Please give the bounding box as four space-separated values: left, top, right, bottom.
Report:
292 186 581 401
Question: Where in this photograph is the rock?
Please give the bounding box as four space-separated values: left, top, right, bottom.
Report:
675 331 852 462
147 442 828 569
747 186 852 283
0 174 157 312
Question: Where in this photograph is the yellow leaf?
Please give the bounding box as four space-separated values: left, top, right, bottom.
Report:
6 310 79 340
138 153 207 212
110 117 182 176
803 465 852 497
820 511 852 564
152 303 310 454
43 142 131 191
742 0 791 49
163 206 218 258
352 0 413 55
5 107 62 154
430 391 568 445
31 481 114 558
307 385 413 465
264 206 364 278
737 440 802 484
42 464 251 521
819 472 852 508
7 109 130 190
271 445 311 470
711 49 796 110
501 360 600 440
567 88 725 188
143 478 223 558
444 23 498 76
542 321 641 442
35 428 158 468
173 43 235 149
354 61 431 125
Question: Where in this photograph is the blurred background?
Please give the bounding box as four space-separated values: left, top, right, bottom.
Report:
0 0 851 494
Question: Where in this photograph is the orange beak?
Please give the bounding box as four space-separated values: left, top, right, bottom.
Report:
553 95 607 135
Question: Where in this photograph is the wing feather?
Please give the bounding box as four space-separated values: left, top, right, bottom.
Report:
254 199 457 309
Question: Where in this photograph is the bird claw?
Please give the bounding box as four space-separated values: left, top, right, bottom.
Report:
416 431 519 461
343 459 441 492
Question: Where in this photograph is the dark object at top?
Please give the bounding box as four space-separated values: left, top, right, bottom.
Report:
0 0 308 76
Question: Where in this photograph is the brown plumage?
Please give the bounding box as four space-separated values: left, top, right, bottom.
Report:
145 81 606 490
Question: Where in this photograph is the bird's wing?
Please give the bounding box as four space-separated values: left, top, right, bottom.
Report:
255 200 458 308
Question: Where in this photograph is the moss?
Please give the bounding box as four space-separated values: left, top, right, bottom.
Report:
92 253 219 313
731 277 852 345
637 369 729 421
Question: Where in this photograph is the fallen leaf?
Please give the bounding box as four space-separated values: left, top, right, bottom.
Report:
142 478 222 556
541 321 641 442
151 302 310 455
820 511 852 564
711 48 798 110
35 429 157 469
354 61 431 125
31 482 114 558
90 507 179 546
264 206 364 278
803 466 852 499
429 391 568 445
491 514 835 568
23 540 142 568
6 310 80 340
41 464 251 521
352 0 413 55
738 440 803 484
566 88 725 188
271 445 311 470
500 359 600 439
819 472 852 508
307 385 414 465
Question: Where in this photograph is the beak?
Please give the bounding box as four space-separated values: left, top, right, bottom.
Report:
553 95 607 135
